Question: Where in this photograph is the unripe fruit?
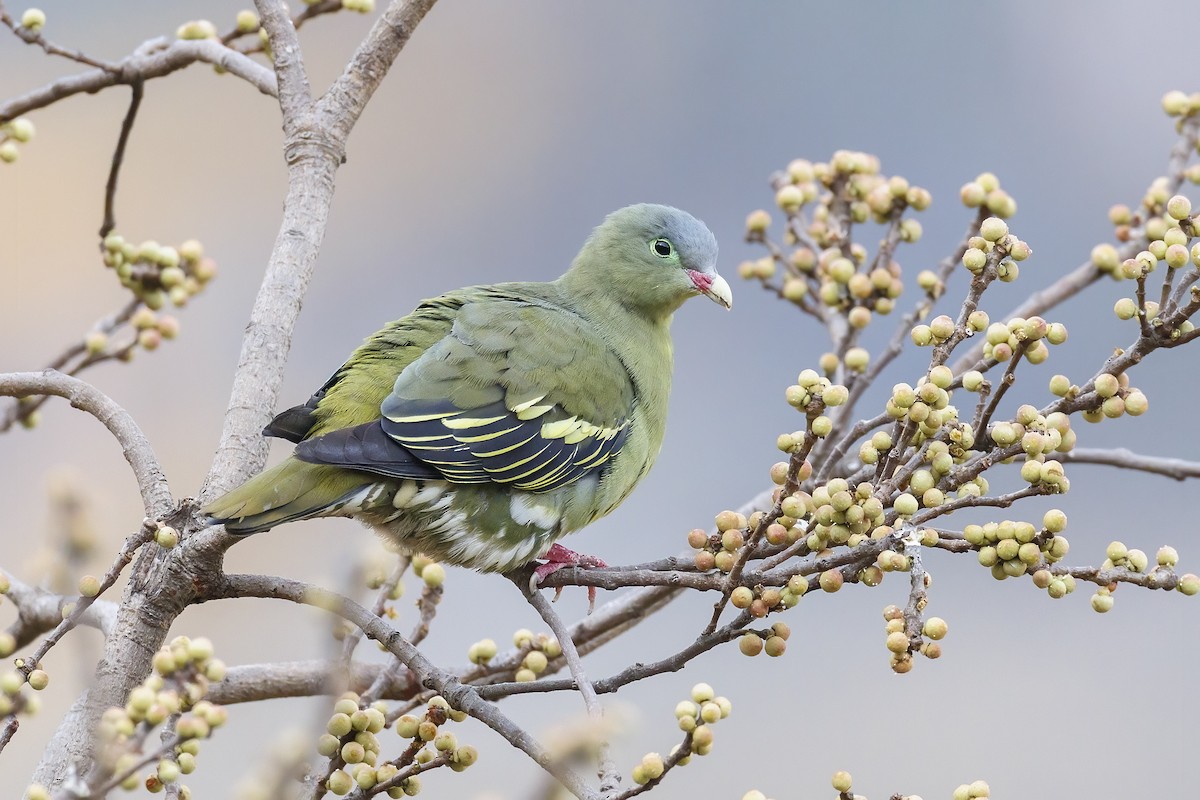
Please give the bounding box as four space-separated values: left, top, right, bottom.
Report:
1124 390 1148 416
176 19 218 40
1094 373 1119 398
893 493 918 516
1157 546 1179 567
1167 194 1192 221
776 184 804 210
327 713 353 737
395 715 420 739
961 182 986 207
84 331 108 355
1090 592 1114 613
764 636 786 657
523 650 548 674
28 669 49 690
819 569 844 592
1178 574 1200 596
155 526 179 549
963 247 987 272
421 563 445 587
20 7 46 30
326 769 353 796
832 770 854 792
1113 298 1138 320
235 9 260 32
885 630 909 654
922 617 947 640
746 210 771 233
691 682 715 703
317 733 340 756
1163 89 1191 115
341 741 365 764
157 759 180 784
1127 548 1149 573
715 510 742 532
980 217 1008 242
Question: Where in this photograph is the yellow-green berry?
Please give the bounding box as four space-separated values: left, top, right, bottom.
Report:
832 770 853 792
155 526 179 549
20 8 46 30
235 9 260 32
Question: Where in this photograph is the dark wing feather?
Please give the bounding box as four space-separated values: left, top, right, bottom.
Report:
294 421 444 481
264 371 342 443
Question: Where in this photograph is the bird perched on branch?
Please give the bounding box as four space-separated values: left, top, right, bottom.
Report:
203 204 730 594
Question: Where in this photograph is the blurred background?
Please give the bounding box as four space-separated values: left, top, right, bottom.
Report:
2 2 1199 798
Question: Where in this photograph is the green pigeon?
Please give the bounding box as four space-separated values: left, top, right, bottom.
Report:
203 204 730 590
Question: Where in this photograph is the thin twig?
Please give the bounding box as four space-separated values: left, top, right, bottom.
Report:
0 1 118 71
520 577 619 794
99 81 144 239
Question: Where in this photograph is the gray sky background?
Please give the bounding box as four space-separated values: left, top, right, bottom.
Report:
2 2 1198 798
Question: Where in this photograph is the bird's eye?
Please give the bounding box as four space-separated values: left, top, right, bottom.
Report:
652 238 674 258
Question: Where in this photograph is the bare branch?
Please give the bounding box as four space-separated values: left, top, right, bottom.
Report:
520 578 619 794
0 371 172 517
316 0 440 143
0 38 277 122
99 81 144 239
0 2 117 71
1 571 118 648
254 0 315 128
207 660 418 705
1059 447 1200 481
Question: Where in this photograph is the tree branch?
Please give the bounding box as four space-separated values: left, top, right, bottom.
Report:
1059 447 1200 481
0 371 172 518
99 81 144 239
254 0 315 129
1 571 118 648
316 0 440 143
0 38 276 122
207 660 417 705
519 577 619 794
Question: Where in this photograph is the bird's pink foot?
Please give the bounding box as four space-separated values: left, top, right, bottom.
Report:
530 543 608 612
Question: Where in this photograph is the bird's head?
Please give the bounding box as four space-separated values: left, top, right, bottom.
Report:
566 204 731 319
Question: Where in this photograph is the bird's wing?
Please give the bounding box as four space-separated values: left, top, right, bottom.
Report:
264 294 469 443
295 297 636 493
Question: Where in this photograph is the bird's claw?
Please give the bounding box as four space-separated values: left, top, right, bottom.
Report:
530 543 608 613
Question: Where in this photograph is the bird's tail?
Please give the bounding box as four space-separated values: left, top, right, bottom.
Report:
202 457 372 534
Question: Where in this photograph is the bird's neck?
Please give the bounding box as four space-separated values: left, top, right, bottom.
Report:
554 271 674 424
